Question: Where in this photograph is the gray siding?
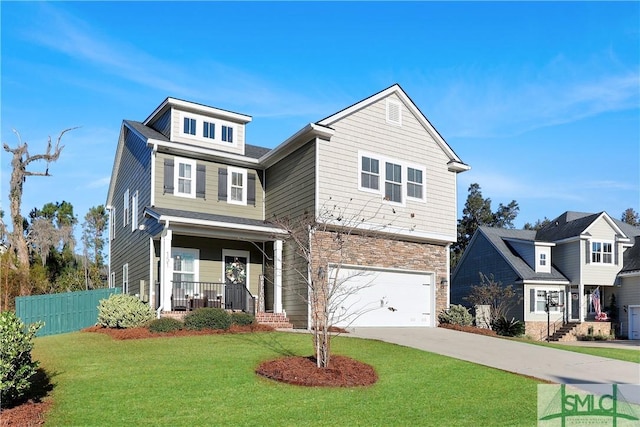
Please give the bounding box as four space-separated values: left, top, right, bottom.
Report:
316 93 457 239
265 140 316 220
552 241 581 284
149 108 171 138
110 128 153 298
282 239 310 328
451 233 524 320
616 275 640 337
509 240 535 269
154 152 264 220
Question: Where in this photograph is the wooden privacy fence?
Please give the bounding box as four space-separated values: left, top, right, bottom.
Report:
15 288 121 336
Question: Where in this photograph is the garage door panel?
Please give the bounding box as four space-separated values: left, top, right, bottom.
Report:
331 268 432 328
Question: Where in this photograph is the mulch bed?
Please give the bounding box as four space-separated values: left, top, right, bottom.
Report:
438 323 498 336
2 324 375 424
256 355 378 387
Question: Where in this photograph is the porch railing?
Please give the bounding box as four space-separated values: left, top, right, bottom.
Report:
171 281 256 315
171 281 224 311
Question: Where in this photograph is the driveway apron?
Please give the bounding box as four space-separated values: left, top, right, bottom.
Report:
348 327 639 385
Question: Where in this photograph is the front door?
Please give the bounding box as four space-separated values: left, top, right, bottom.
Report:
570 289 580 321
225 255 247 311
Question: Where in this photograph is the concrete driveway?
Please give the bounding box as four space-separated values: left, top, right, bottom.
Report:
347 327 639 385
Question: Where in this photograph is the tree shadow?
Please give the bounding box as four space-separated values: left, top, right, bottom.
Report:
4 368 58 409
228 330 303 357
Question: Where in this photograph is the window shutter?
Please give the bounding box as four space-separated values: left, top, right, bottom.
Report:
530 289 536 312
247 173 256 206
164 159 174 194
585 240 590 264
196 164 206 199
218 168 228 201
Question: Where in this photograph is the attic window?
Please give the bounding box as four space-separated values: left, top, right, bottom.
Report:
386 99 402 125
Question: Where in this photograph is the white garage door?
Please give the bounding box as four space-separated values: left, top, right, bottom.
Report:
331 267 433 328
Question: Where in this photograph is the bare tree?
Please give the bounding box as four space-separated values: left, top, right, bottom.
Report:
271 197 407 368
464 273 522 327
2 128 75 294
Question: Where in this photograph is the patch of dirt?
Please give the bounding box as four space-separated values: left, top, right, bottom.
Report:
256 355 378 387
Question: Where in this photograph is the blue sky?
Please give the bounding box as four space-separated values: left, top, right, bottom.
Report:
1 1 639 247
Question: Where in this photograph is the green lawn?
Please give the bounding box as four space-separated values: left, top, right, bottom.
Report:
33 331 541 426
522 340 640 363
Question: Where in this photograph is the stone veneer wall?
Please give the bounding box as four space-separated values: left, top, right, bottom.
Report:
311 230 449 321
525 321 612 342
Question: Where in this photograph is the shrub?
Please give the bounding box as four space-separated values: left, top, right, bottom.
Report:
97 294 154 329
492 316 525 337
438 304 473 326
230 312 255 326
0 311 43 407
184 308 231 331
148 317 183 333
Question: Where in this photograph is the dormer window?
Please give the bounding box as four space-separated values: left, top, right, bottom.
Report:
539 253 546 266
184 117 196 135
222 125 233 143
203 121 215 139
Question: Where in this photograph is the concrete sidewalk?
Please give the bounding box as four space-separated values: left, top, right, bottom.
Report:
347 327 640 385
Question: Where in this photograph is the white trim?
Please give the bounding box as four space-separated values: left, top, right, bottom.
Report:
148 237 154 308
532 287 565 314
589 239 615 265
148 138 260 167
227 166 247 206
171 247 200 283
273 240 283 313
173 157 197 199
123 189 130 227
131 191 139 232
150 144 157 207
144 97 252 126
147 211 287 236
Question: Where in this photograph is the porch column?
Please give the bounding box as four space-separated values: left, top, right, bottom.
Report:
578 282 585 322
160 228 173 311
273 239 283 313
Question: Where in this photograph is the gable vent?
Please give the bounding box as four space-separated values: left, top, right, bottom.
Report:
386 99 402 125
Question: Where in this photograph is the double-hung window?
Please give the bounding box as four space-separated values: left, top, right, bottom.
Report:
131 191 138 232
385 162 402 203
227 166 247 204
183 117 196 135
591 241 613 264
407 167 423 199
361 156 380 191
123 189 130 227
222 125 233 143
175 158 196 198
535 289 563 313
203 121 215 139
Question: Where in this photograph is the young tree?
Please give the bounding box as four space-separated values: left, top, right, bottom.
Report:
2 129 75 294
272 198 402 368
452 183 519 267
621 208 639 226
464 273 522 327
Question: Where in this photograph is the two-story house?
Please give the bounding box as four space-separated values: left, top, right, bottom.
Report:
106 84 470 328
451 211 639 340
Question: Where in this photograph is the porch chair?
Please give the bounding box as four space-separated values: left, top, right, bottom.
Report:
171 288 188 311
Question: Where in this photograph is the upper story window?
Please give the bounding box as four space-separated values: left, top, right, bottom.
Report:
131 191 138 232
203 121 215 139
361 157 380 191
358 152 426 206
183 117 196 135
123 189 130 227
222 125 233 143
591 241 613 264
385 162 402 203
407 167 423 200
175 158 197 198
109 208 116 241
539 253 547 266
228 166 247 205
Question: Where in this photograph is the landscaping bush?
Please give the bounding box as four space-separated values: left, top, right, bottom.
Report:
0 311 43 407
148 317 183 333
438 304 473 326
97 294 154 329
492 316 525 337
184 308 231 331
230 312 255 326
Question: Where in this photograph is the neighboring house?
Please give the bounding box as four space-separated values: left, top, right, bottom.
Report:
106 84 469 328
451 211 640 340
